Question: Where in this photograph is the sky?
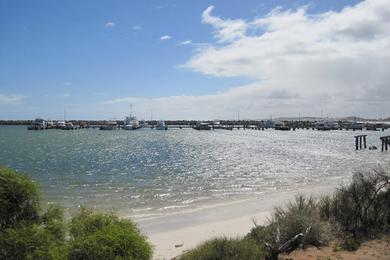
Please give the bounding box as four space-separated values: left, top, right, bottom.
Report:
1 0 389 120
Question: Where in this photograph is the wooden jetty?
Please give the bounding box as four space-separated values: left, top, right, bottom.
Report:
380 136 390 152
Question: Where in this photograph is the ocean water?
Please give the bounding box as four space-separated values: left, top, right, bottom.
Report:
0 125 389 218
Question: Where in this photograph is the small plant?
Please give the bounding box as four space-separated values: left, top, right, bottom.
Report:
247 195 331 259
341 233 361 251
178 237 266 260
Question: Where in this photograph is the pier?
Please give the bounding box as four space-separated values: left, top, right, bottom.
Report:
380 136 390 152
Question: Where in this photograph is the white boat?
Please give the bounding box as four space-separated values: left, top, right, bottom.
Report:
193 121 211 130
346 118 363 130
124 116 140 130
27 118 47 130
315 119 339 130
155 120 167 130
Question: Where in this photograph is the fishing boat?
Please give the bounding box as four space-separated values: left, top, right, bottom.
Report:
123 116 140 130
346 118 363 130
123 105 141 130
27 118 47 130
274 122 290 131
155 120 168 130
193 121 211 130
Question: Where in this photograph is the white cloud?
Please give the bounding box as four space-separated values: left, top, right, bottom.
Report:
132 26 141 30
0 94 25 105
181 0 390 117
160 35 171 41
202 5 247 43
105 22 115 28
104 0 390 119
177 40 192 46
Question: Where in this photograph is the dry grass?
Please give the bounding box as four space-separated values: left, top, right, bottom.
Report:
279 238 390 260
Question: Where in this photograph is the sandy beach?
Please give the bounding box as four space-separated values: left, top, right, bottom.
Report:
135 183 340 259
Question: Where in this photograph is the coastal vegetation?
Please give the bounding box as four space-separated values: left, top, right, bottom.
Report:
179 167 390 260
2 165 390 259
0 166 152 260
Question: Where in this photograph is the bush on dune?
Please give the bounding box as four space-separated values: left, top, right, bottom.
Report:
247 195 331 259
0 166 152 260
0 166 40 229
319 168 390 238
178 237 266 260
68 208 152 260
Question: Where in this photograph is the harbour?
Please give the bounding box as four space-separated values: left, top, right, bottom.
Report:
0 124 389 219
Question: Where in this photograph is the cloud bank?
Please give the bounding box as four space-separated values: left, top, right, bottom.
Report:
0 94 24 105
185 0 390 116
107 0 390 119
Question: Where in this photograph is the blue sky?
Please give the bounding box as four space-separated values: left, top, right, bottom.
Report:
2 0 389 120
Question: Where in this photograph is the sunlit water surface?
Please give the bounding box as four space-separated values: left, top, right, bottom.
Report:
1 126 389 219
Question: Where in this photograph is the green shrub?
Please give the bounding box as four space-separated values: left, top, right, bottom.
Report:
0 167 40 229
319 168 390 237
0 167 153 260
249 195 331 247
68 208 152 260
0 223 66 260
247 195 331 259
178 237 266 260
41 204 66 242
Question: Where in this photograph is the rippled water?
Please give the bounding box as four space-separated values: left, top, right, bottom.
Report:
0 125 389 218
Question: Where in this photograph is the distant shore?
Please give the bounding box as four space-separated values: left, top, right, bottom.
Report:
1 117 390 126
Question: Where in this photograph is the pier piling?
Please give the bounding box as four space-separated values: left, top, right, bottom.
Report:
354 135 367 150
380 136 390 152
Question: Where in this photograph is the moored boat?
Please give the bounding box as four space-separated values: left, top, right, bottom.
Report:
193 121 211 130
155 120 168 130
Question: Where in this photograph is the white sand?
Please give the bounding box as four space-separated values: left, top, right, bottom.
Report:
135 183 339 260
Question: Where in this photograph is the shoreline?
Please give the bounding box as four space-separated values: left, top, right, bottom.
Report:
135 182 339 259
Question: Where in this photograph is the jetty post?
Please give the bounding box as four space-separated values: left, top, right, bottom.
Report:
355 135 367 150
380 136 390 152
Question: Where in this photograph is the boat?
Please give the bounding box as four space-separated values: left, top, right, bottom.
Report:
264 119 275 129
123 105 141 130
315 119 337 131
274 122 290 131
100 120 118 130
346 118 363 131
63 122 76 130
123 116 140 130
193 121 211 130
155 120 168 130
366 124 379 131
27 118 47 130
